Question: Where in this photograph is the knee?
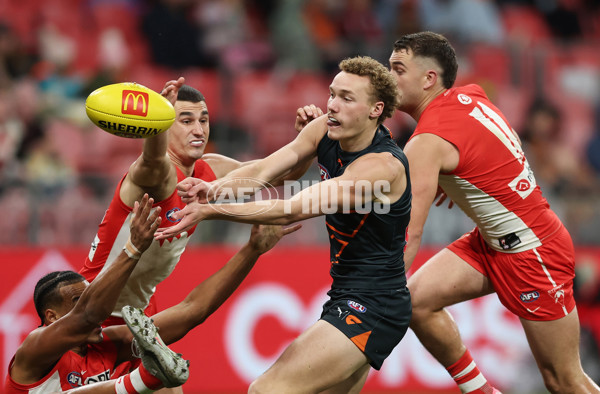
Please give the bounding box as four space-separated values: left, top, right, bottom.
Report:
407 287 436 324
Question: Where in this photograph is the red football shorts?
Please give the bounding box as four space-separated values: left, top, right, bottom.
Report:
448 226 576 321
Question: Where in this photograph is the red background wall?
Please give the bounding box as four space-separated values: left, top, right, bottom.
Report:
1 246 599 392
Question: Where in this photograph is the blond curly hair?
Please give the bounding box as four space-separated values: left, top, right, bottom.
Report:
339 56 399 124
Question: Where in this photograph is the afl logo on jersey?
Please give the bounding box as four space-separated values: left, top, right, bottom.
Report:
520 291 540 303
347 300 367 313
166 207 182 223
457 94 472 105
318 163 331 181
67 372 82 387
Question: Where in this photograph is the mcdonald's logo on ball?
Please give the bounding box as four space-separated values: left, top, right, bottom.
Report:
122 90 149 117
85 82 175 139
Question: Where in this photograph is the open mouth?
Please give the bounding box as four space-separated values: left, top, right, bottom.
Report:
190 140 205 147
327 116 341 127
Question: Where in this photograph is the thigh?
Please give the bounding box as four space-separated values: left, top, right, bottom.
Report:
255 320 370 393
408 247 494 311
520 308 582 375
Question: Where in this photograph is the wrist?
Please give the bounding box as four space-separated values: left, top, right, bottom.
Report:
123 238 142 260
243 242 262 257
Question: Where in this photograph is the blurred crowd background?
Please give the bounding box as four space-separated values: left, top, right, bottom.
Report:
0 0 599 249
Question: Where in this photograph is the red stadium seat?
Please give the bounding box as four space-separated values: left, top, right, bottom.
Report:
501 5 552 46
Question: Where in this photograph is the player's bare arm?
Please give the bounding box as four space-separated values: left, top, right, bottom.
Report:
144 223 301 345
178 115 328 204
183 106 324 201
9 195 161 384
120 78 185 206
155 151 404 239
403 133 458 270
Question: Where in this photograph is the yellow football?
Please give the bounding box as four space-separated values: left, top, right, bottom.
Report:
85 82 175 138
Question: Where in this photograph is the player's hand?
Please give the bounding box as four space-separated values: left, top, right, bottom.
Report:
248 223 302 255
177 177 214 204
154 201 207 240
130 194 162 252
161 77 185 106
434 187 454 209
295 104 324 132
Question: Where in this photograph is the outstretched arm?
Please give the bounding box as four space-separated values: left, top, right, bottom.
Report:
177 115 328 205
10 195 161 385
155 151 406 239
149 223 301 344
120 77 185 206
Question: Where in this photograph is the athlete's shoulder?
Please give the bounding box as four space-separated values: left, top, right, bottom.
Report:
191 157 218 181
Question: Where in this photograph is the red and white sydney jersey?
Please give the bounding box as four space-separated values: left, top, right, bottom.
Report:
411 84 563 253
79 160 216 317
5 339 118 393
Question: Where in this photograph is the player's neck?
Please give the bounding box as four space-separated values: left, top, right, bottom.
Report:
72 343 88 356
413 87 447 121
339 126 378 152
168 154 196 177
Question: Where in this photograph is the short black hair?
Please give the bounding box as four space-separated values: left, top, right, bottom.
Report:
177 85 205 103
33 271 85 326
393 31 458 89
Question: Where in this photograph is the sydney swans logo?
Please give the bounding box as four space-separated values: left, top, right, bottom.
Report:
207 178 279 216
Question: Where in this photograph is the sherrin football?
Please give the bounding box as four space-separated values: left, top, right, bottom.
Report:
85 82 175 139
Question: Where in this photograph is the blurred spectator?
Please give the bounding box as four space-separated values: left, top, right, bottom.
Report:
534 0 586 41
520 98 597 196
24 132 75 199
194 0 274 71
269 0 323 72
339 0 383 57
586 104 600 179
419 0 505 45
383 0 423 45
80 28 131 96
0 23 36 87
0 86 24 180
141 0 215 70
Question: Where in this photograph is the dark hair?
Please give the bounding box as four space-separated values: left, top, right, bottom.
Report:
393 31 458 89
177 85 205 103
338 56 399 124
33 271 85 326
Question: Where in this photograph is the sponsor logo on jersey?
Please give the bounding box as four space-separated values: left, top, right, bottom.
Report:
515 179 531 192
166 207 182 223
347 300 367 313
346 315 362 325
67 371 82 387
85 370 111 385
457 93 472 105
317 163 331 181
548 283 566 306
519 291 540 303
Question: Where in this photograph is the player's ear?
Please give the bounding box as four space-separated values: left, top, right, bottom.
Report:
45 308 61 324
370 101 384 119
424 69 438 89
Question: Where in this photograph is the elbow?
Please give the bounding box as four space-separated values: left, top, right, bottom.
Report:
407 224 424 243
